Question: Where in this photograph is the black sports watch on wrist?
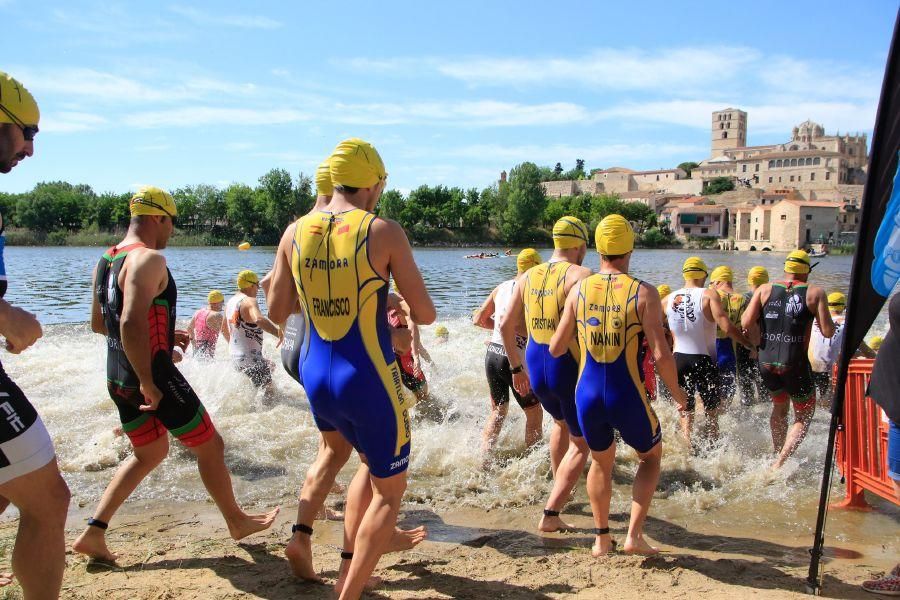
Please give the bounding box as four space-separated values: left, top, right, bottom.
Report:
510 364 524 375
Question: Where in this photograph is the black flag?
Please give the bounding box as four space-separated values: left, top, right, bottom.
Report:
807 8 900 592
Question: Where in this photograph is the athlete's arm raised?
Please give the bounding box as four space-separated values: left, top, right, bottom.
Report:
473 285 498 330
267 223 299 325
810 285 836 338
706 288 752 349
375 219 435 325
90 263 107 336
119 249 167 411
549 285 578 359
639 283 687 411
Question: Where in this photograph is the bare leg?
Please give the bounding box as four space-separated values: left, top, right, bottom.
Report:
586 444 616 557
336 470 407 600
286 431 352 581
523 404 543 450
704 408 720 443
539 435 588 532
679 411 694 447
623 442 661 555
772 401 815 470
189 433 279 539
549 420 569 476
481 402 508 469
0 459 70 600
74 434 169 562
769 400 790 454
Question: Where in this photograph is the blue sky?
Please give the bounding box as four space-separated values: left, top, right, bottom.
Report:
2 0 896 195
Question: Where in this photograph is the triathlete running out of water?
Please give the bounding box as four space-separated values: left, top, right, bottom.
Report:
473 248 543 469
223 270 283 399
648 284 675 403
0 71 70 599
187 289 225 359
388 287 433 406
742 250 834 470
75 186 278 565
709 266 749 408
808 292 847 408
736 267 768 406
500 216 592 534
434 325 450 344
266 139 435 599
666 257 751 448
550 215 688 557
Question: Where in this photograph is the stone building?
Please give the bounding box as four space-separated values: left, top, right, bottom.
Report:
696 109 868 197
660 198 728 240
730 199 840 251
541 166 702 199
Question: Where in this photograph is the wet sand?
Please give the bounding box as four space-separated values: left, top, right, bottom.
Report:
0 495 893 600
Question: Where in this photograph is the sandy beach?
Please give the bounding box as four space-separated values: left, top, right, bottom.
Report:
0 494 889 600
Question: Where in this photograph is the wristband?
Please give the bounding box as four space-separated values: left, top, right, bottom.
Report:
510 364 524 375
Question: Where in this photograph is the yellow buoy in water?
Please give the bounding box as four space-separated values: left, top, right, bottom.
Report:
238 242 251 251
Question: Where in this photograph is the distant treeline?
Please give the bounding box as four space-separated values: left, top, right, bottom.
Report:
0 162 677 247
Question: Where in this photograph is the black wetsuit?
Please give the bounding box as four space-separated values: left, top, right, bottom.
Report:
96 242 215 447
758 281 814 403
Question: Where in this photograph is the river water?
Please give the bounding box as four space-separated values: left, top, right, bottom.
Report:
2 245 897 562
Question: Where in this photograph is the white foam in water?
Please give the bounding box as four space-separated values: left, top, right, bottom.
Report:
3 313 858 516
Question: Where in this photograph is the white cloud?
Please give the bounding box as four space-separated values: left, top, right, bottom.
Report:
123 107 311 128
40 111 108 133
168 5 282 29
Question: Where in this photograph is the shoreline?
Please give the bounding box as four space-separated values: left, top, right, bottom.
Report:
1 498 890 599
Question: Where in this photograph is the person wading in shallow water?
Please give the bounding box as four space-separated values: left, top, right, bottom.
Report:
0 70 71 599
74 186 279 565
500 216 593 534
551 215 687 557
742 249 834 470
267 138 435 599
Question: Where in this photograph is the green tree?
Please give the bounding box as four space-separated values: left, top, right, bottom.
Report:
553 162 564 178
378 189 406 223
224 183 257 238
16 182 92 232
294 173 315 217
501 162 547 242
256 168 296 237
678 161 700 178
703 177 735 195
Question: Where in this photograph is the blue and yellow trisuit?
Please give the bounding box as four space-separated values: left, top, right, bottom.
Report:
523 262 583 436
290 208 411 478
575 272 661 453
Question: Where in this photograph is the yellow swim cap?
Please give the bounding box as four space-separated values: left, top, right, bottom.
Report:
0 71 40 127
657 284 672 299
329 138 386 189
682 257 708 280
870 336 884 351
827 292 847 308
595 214 635 256
315 158 333 196
435 325 449 337
747 266 769 287
208 290 224 304
130 186 177 217
552 216 589 250
710 265 733 283
517 248 541 273
785 249 811 274
236 269 259 290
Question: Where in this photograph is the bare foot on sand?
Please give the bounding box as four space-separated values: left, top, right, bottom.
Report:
591 532 616 557
623 534 659 556
227 507 280 540
285 532 322 582
335 559 382 597
0 572 13 587
387 526 427 552
73 528 118 564
538 513 575 533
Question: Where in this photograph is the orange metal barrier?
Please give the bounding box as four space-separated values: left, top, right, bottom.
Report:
833 358 898 509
